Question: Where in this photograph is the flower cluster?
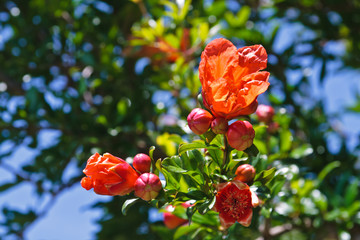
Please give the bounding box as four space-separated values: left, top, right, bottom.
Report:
185 38 270 228
81 153 162 201
81 38 273 231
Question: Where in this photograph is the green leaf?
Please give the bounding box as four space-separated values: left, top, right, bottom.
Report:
270 175 286 196
192 211 219 226
280 129 292 152
149 146 156 161
177 190 207 200
236 6 251 26
162 156 187 173
290 144 313 159
161 168 181 190
174 223 200 240
318 161 340 182
260 206 272 218
255 167 276 185
197 196 216 215
199 22 209 42
345 179 359 207
178 141 220 155
122 198 140 215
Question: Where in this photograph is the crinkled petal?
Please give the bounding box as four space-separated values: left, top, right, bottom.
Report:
236 44 268 78
199 38 238 86
239 71 270 107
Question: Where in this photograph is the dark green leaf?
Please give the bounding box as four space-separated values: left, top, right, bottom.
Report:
122 198 140 215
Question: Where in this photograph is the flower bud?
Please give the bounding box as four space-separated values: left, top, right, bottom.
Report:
267 122 279 134
211 118 228 134
187 108 213 135
226 121 255 151
234 164 256 183
163 202 192 229
134 173 162 201
133 153 152 173
256 104 275 123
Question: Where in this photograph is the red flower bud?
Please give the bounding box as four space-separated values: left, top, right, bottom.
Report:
234 164 256 183
267 122 279 134
211 117 228 134
163 202 191 229
134 173 162 201
226 121 255 151
81 153 140 196
256 104 275 123
187 108 213 135
133 153 152 173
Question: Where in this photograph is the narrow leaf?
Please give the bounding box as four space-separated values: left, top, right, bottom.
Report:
122 198 140 215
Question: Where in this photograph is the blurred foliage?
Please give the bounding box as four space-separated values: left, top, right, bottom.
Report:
0 0 359 239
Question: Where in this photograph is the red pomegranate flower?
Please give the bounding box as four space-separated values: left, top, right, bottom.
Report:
199 38 270 120
163 202 192 229
214 180 259 229
81 153 140 196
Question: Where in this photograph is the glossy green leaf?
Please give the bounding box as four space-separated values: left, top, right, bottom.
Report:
255 167 276 185
178 141 220 155
122 198 140 215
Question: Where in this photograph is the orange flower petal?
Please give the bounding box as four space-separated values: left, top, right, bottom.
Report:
199 39 270 119
81 153 139 196
199 38 238 85
237 44 268 75
238 71 270 107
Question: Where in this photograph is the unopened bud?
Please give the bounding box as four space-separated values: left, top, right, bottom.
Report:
226 120 255 151
256 104 275 123
235 164 256 183
133 153 152 173
267 122 279 134
187 108 213 135
134 173 162 201
211 118 228 134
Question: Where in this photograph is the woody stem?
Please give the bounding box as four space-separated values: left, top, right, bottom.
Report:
221 135 230 177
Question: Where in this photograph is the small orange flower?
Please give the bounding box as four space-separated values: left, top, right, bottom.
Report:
213 180 259 229
199 38 270 119
81 153 140 196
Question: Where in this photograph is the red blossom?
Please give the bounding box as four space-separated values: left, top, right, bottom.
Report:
199 38 270 120
163 202 192 229
214 180 259 229
81 153 140 196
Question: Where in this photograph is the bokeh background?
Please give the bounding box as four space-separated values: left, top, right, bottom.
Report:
0 0 360 239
